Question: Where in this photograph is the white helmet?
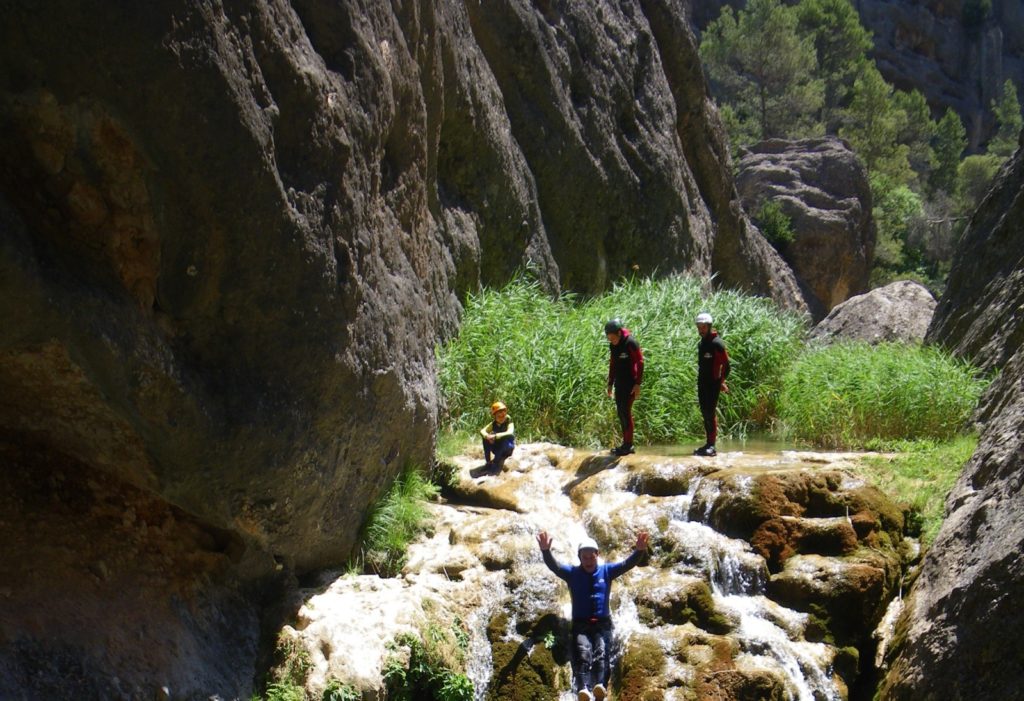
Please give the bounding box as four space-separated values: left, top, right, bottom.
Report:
696 312 713 325
577 537 600 553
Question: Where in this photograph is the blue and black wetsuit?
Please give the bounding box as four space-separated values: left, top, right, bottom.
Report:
542 548 644 693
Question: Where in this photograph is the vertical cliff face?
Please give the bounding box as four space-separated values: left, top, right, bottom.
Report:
880 134 1024 700
855 0 1024 150
0 1 803 697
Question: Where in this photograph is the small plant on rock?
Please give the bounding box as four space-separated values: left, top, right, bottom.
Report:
755 199 796 249
383 617 475 701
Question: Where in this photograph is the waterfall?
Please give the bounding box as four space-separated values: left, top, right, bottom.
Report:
291 444 905 700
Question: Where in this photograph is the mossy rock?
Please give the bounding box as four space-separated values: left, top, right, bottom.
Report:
697 668 788 701
624 460 717 497
635 575 733 634
704 470 844 539
486 612 567 700
751 515 860 572
767 549 902 647
615 633 666 700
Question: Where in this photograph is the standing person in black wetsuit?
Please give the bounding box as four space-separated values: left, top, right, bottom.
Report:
695 312 730 457
537 530 649 701
604 319 644 456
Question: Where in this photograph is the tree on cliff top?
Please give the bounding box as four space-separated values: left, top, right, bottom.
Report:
794 0 873 132
700 0 823 144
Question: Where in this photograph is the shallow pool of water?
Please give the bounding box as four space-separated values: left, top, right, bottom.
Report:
638 433 800 456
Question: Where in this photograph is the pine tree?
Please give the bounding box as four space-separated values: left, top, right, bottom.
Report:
795 0 874 132
930 109 967 196
839 65 912 183
700 0 824 144
989 79 1022 159
893 90 937 185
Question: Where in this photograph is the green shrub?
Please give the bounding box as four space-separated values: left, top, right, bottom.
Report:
355 467 439 577
438 274 806 447
384 619 474 701
322 679 361 701
777 342 989 448
755 200 796 249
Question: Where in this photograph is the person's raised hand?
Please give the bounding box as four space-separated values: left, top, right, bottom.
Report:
537 531 553 551
635 531 650 551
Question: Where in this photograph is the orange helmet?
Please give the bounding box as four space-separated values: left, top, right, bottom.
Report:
490 401 507 415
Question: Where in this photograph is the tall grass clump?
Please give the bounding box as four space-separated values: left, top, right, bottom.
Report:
438 274 806 447
777 342 989 448
353 467 439 577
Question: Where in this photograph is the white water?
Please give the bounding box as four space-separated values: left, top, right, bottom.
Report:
295 444 890 700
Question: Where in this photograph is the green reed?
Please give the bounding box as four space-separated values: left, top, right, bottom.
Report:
777 342 990 448
437 274 806 447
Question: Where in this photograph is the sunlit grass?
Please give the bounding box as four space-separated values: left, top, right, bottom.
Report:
352 467 439 577
777 342 990 449
856 436 977 545
438 274 807 447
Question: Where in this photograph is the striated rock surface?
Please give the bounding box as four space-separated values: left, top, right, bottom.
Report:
880 134 1024 699
855 0 1024 151
0 1 805 697
925 133 1024 373
737 138 875 321
286 443 910 699
811 280 937 345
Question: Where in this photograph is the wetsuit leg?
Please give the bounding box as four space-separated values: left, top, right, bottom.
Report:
698 383 721 446
614 384 635 445
593 623 612 688
493 437 515 469
482 438 494 465
573 627 594 692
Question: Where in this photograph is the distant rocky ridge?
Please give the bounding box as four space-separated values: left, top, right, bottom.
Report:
684 0 1024 150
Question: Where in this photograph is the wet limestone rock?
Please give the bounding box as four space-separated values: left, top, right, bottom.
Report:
279 445 913 699
736 137 875 321
810 280 937 345
880 136 1024 700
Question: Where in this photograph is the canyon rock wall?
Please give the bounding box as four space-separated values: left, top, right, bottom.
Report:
0 1 803 697
880 133 1024 700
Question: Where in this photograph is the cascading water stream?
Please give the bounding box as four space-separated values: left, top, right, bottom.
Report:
293 445 905 700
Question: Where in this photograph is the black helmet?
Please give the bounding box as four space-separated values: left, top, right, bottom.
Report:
604 318 623 334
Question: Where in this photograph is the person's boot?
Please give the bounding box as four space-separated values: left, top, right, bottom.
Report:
613 443 635 456
693 444 709 456
577 689 594 701
694 444 717 457
593 683 608 700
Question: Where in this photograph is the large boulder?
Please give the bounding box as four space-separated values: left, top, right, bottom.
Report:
810 280 937 345
736 137 875 320
880 135 1024 699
